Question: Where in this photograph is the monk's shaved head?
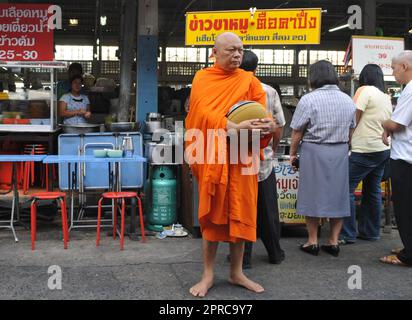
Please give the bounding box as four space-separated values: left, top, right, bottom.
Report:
212 32 244 72
214 32 242 50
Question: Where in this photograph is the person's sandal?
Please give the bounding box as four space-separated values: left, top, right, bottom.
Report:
379 255 407 266
391 248 403 255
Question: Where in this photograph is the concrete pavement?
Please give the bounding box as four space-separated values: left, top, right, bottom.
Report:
0 224 411 300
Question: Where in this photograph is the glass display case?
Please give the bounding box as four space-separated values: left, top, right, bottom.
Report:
0 61 67 132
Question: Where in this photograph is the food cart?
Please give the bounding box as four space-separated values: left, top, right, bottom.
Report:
0 61 67 156
0 61 66 131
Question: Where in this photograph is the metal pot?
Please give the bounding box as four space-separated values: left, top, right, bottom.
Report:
146 112 162 121
59 123 101 134
106 122 140 132
144 121 162 133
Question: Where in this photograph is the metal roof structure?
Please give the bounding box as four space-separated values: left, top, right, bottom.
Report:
7 0 412 49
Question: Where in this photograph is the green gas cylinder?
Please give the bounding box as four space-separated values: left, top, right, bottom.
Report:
148 166 177 230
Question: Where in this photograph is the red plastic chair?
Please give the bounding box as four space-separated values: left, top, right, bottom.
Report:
23 144 56 193
96 191 145 250
30 192 69 250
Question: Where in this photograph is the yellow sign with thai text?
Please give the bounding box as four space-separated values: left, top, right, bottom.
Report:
185 8 322 46
275 162 306 225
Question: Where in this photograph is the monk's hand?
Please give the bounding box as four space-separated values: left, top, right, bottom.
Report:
250 118 274 135
260 118 278 134
235 119 261 131
84 111 91 119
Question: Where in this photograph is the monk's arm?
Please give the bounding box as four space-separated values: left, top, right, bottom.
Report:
226 119 238 131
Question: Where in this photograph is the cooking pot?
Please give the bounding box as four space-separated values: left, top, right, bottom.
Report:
106 122 141 132
59 123 101 134
146 112 162 121
144 121 162 133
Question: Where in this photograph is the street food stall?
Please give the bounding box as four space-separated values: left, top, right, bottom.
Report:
0 3 62 191
0 61 66 133
0 61 67 191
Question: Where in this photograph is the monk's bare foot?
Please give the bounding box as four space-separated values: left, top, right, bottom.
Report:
189 274 214 298
228 273 265 293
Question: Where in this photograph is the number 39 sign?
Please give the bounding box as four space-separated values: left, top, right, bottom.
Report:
0 4 55 61
352 35 405 76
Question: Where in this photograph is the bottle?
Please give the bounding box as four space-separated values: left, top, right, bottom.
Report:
122 135 134 158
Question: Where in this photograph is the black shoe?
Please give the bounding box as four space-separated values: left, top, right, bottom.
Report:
268 250 285 264
299 244 319 256
321 244 340 257
268 258 283 264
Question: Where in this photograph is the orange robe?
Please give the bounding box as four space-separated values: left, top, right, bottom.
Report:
185 65 266 243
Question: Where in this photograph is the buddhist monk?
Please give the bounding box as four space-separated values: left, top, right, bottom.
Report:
185 32 277 297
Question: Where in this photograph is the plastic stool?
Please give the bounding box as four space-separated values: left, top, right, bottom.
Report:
30 192 69 250
96 191 145 250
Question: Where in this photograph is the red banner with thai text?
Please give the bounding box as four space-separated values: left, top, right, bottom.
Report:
0 3 54 61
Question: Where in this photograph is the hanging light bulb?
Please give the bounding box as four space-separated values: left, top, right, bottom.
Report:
100 15 107 26
69 18 78 26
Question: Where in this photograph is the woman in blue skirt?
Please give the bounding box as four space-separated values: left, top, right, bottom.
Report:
290 60 356 257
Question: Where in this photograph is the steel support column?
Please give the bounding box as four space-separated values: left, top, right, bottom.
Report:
136 0 158 122
118 0 137 122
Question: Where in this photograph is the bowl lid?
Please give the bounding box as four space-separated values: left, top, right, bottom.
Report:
226 100 256 117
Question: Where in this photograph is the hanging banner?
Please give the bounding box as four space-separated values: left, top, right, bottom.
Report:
185 8 322 46
0 4 55 61
352 36 405 76
274 161 305 225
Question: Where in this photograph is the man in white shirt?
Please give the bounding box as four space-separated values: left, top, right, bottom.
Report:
237 50 286 268
381 50 412 266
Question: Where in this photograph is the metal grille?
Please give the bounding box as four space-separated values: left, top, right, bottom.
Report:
299 65 347 78
298 65 308 78
256 64 292 77
335 65 346 75
55 60 93 75
166 62 205 76
101 61 120 74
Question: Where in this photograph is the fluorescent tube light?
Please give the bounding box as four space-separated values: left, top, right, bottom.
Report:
329 24 350 32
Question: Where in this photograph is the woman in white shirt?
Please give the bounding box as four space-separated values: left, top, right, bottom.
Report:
59 75 91 125
340 64 392 244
